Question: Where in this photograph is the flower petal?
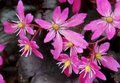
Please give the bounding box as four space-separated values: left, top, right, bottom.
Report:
99 42 110 54
91 22 106 40
60 30 88 48
101 56 120 71
0 74 5 83
58 8 69 24
25 13 33 24
52 6 61 23
26 26 34 35
105 24 116 40
84 19 103 31
96 0 112 16
79 72 95 83
32 49 43 59
113 20 120 29
0 44 5 53
19 29 26 38
68 0 74 4
63 13 87 28
113 1 120 20
17 0 24 20
85 75 95 83
44 30 56 43
75 47 83 53
79 72 86 83
35 19 51 29
51 32 63 59
57 54 69 61
3 21 16 34
64 67 71 77
71 55 80 74
95 70 106 80
72 0 81 13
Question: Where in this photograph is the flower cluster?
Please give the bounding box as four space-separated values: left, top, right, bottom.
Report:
1 0 120 83
3 0 43 60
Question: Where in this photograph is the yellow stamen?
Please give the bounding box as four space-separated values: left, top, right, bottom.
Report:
66 42 74 47
96 53 102 60
64 60 71 68
85 65 91 72
24 44 30 51
18 22 25 28
52 24 60 31
105 16 113 23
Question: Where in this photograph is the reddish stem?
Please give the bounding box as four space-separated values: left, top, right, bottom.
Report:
96 37 107 44
30 24 42 30
31 29 41 40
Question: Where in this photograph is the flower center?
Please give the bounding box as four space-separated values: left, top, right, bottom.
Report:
105 16 113 23
24 44 30 51
66 42 74 47
64 60 71 68
85 65 91 72
96 53 102 60
18 22 25 28
52 24 60 31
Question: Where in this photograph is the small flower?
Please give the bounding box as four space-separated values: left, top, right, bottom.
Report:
36 6 87 59
18 37 43 59
58 0 81 13
84 0 120 40
3 0 34 37
63 37 88 54
57 53 80 77
79 57 106 83
94 42 120 71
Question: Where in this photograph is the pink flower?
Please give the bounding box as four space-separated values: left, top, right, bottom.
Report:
35 6 87 59
18 37 43 59
58 0 81 13
0 44 5 53
94 42 120 71
79 57 106 83
63 37 87 54
84 0 120 40
3 0 34 37
57 53 80 77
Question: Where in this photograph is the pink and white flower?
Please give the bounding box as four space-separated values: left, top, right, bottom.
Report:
58 0 81 13
3 0 34 37
18 37 43 59
94 42 120 71
35 6 88 59
84 0 120 40
63 37 87 54
57 53 80 77
79 57 106 83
